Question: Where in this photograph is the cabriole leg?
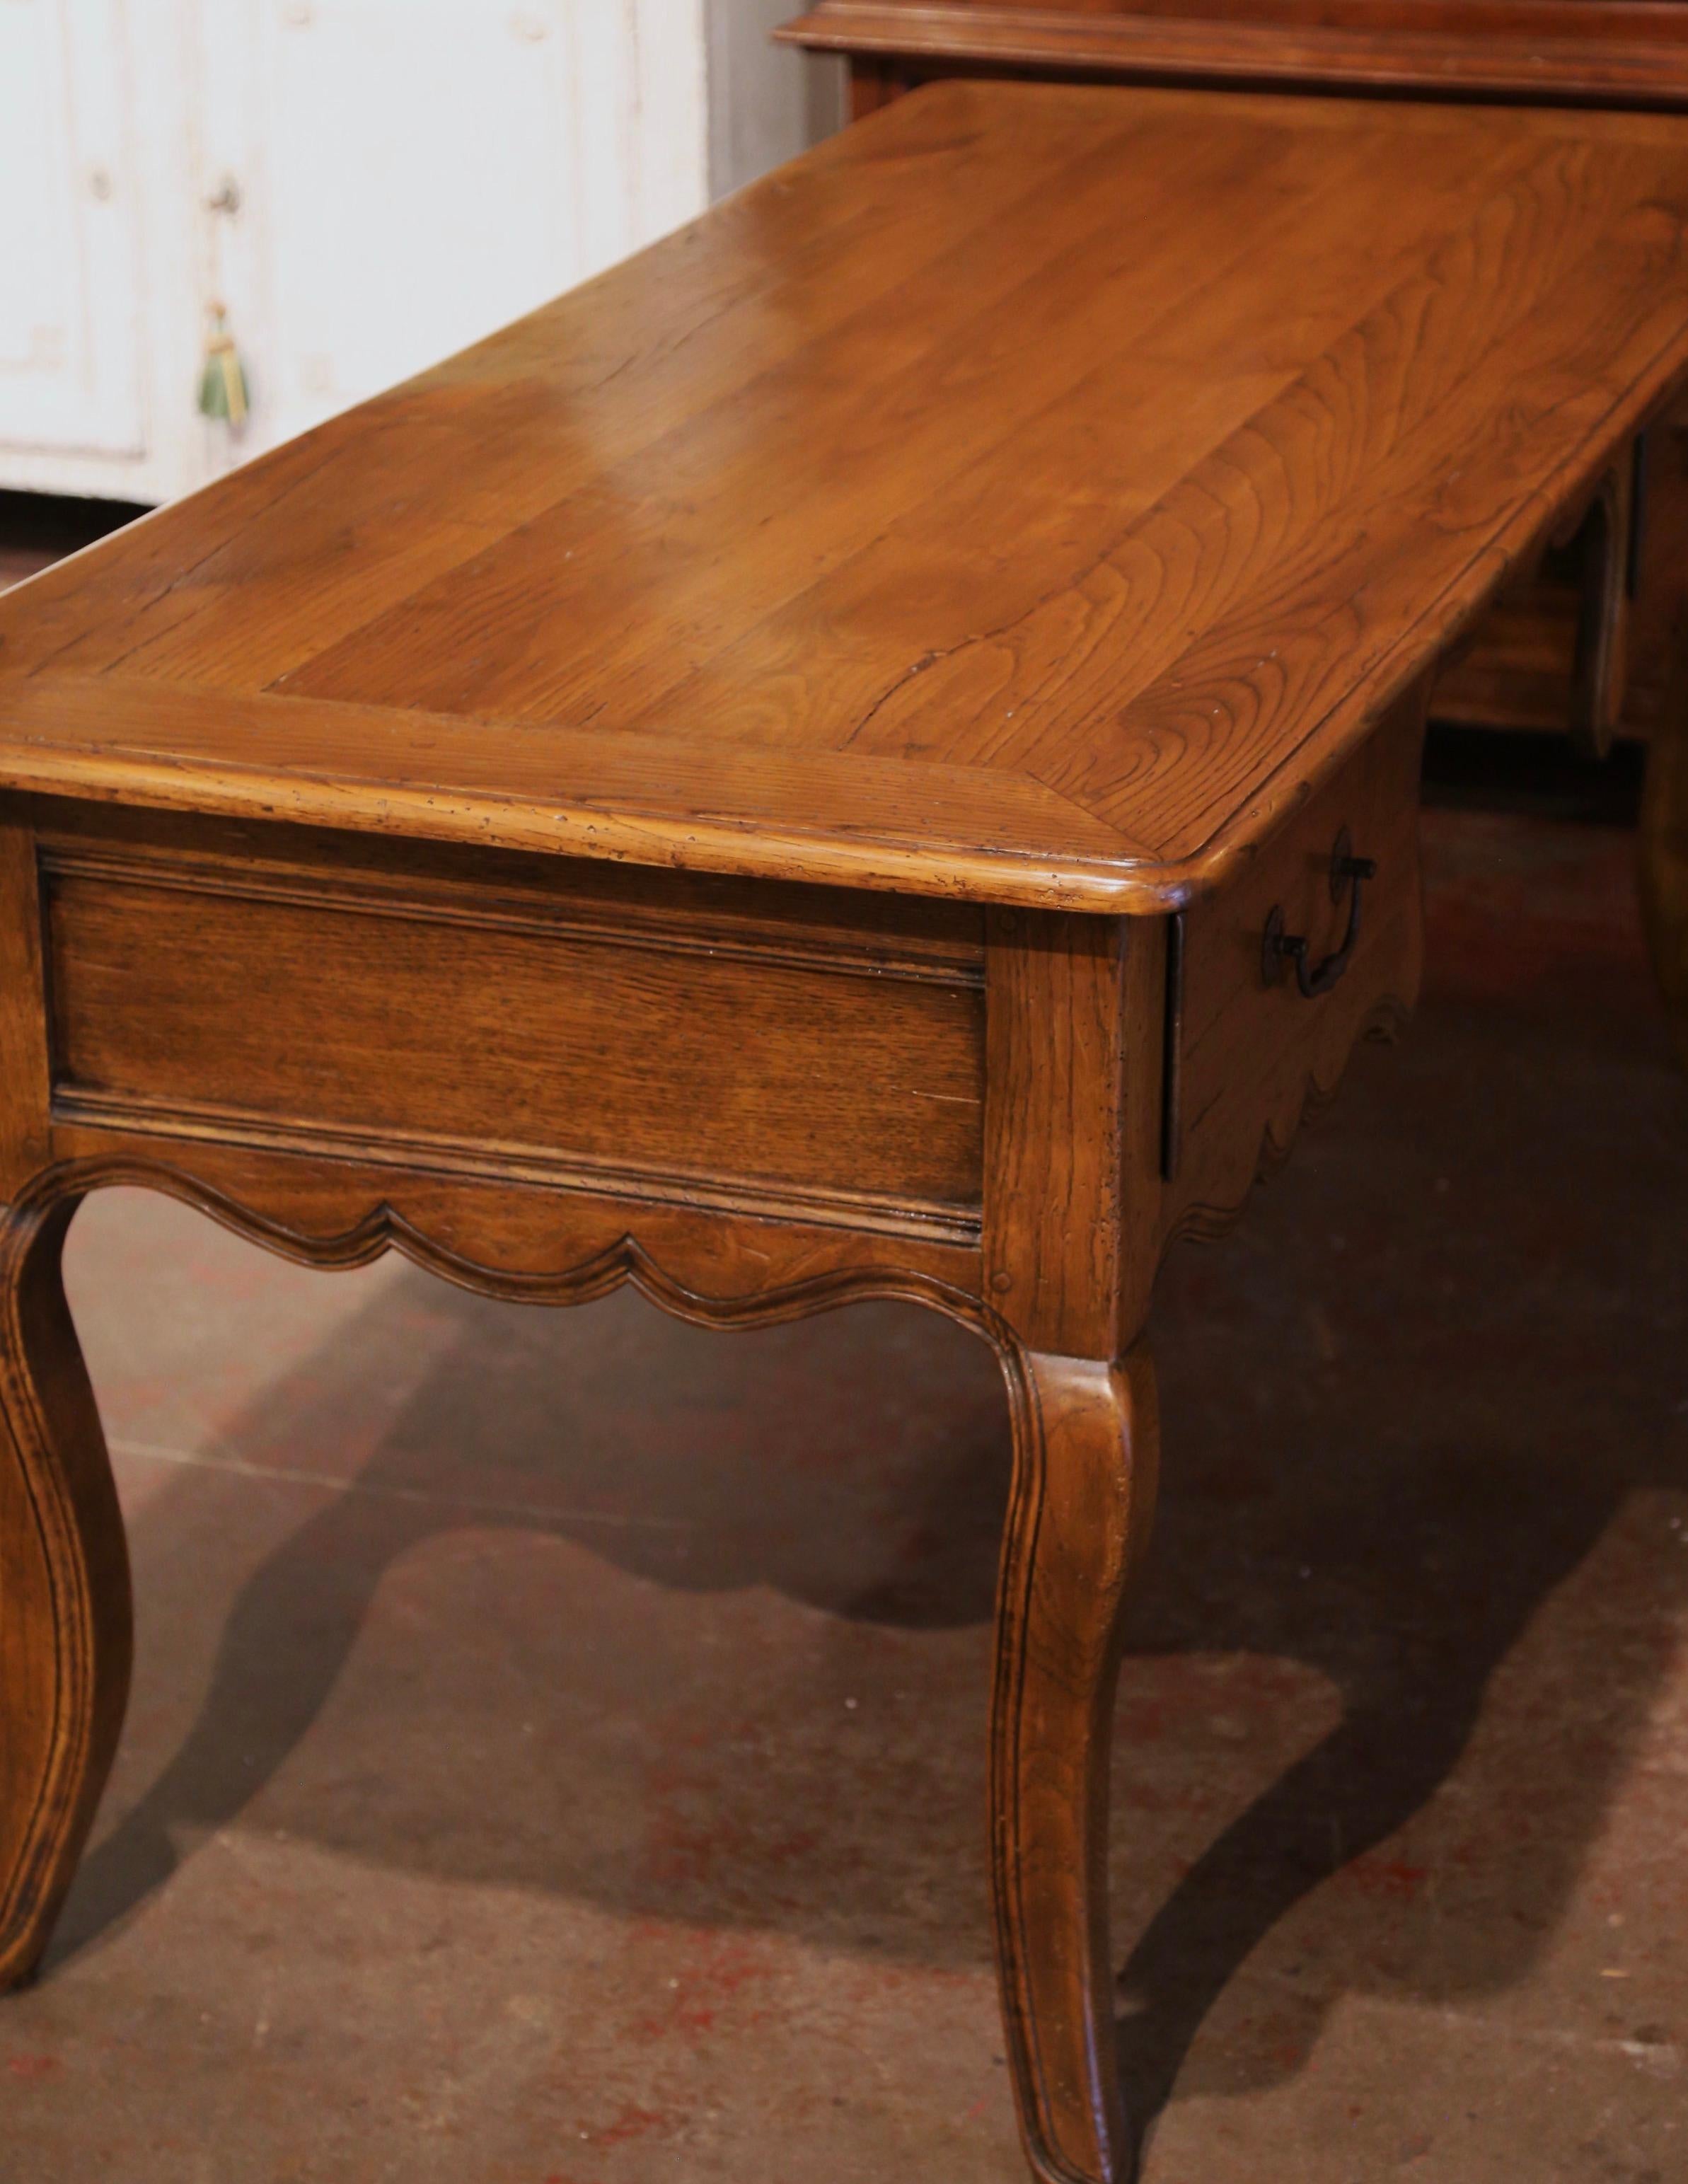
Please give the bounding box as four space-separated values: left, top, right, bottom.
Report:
0 1193 132 1990
990 1341 1160 2184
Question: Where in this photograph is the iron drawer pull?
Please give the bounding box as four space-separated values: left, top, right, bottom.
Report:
1261 828 1377 998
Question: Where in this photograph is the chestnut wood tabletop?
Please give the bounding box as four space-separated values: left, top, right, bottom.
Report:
1 80 1687 2184
5 83 1688 908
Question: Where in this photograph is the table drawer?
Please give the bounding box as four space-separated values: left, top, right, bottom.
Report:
40 841 988 1241
1164 689 1426 1239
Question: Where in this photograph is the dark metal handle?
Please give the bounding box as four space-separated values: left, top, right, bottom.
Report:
1261 828 1377 998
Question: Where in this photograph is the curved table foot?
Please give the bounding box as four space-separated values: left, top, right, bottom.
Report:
0 1194 132 1991
990 1341 1160 2184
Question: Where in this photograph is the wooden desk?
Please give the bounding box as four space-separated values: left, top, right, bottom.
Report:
1 81 1685 2183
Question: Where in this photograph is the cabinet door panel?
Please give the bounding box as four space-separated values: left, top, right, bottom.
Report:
221 0 706 451
0 0 145 459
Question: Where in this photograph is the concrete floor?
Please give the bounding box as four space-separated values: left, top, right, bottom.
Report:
0 549 1683 2172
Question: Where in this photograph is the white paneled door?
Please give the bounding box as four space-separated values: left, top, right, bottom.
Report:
0 0 817 503
202 0 709 454
0 0 146 462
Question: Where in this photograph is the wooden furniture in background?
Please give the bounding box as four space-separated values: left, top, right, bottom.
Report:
777 0 1688 754
777 0 1688 115
1643 620 1688 1067
2 81 1687 2184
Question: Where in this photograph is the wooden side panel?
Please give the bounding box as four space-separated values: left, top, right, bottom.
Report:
42 850 987 1237
1163 678 1428 1243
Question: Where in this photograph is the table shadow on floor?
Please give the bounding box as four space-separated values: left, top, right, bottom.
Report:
40 966 1688 2145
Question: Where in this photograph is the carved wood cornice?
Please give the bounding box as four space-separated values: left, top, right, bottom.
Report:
777 2 1688 108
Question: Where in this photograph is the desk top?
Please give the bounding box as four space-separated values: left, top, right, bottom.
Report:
4 82 1688 911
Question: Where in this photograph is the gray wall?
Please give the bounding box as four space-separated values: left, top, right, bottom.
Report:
705 1 848 198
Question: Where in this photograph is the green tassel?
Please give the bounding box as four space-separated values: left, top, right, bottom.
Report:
197 306 249 427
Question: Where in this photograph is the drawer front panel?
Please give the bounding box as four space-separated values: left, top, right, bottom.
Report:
1166 688 1425 1238
43 855 986 1236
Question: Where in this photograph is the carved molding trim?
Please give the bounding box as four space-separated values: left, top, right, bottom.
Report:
47 1089 984 1250
39 843 985 989
11 1152 998 1343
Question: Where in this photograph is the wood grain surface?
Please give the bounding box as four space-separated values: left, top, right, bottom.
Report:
42 843 985 1237
4 82 1688 908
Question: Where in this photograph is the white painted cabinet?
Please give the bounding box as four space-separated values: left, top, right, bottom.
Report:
0 0 153 474
0 0 836 503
